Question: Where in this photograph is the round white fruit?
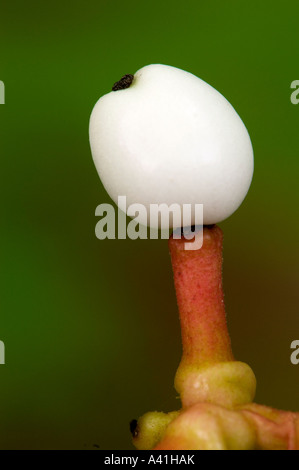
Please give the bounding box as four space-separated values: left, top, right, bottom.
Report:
89 64 254 228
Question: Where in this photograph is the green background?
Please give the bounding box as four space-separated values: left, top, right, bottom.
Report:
1 0 299 449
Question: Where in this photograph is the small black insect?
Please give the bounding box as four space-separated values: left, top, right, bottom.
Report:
112 74 134 91
129 419 138 437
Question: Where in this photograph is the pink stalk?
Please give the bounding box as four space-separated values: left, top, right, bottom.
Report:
169 225 234 367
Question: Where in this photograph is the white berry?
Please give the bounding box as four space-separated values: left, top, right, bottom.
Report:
89 64 254 228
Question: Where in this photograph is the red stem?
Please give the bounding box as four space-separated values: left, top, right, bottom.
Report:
169 225 234 366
